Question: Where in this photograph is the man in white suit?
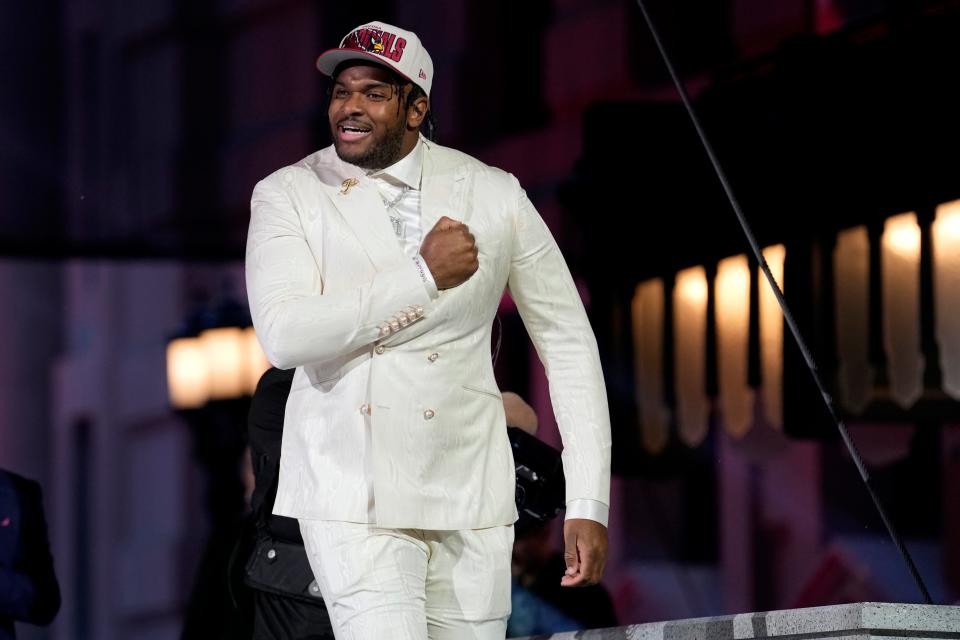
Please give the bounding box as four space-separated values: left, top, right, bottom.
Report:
245 20 611 640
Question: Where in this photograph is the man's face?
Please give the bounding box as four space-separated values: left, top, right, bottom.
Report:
328 63 410 170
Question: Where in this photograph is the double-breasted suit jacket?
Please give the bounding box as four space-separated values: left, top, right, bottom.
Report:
246 137 611 530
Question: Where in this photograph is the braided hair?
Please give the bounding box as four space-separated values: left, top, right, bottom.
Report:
404 83 436 141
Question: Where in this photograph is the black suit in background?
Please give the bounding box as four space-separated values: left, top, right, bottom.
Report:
245 368 334 640
0 469 60 640
248 368 302 545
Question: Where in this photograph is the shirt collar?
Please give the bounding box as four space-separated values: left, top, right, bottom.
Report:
368 138 423 190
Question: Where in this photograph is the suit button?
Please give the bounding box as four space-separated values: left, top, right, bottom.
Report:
427 352 439 362
423 409 435 420
375 345 386 355
267 548 277 561
360 403 371 415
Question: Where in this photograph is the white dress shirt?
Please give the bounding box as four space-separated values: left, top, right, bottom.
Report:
367 139 438 299
359 141 607 527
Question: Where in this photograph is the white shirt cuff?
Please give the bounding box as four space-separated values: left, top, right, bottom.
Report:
413 254 439 299
564 499 608 527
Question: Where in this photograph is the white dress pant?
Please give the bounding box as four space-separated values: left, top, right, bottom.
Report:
300 520 514 640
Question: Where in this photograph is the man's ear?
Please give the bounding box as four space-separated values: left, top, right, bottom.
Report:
407 95 429 129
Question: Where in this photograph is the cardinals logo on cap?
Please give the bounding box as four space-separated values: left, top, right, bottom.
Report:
341 26 407 63
317 21 434 97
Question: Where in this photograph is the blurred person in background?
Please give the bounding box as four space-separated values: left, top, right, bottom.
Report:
498 396 618 636
0 468 60 640
508 519 618 636
243 367 334 640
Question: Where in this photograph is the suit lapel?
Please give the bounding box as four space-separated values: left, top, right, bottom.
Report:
421 140 472 233
310 142 475 280
325 181 404 272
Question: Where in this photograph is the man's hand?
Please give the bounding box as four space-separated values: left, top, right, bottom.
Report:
420 216 479 290
561 518 608 587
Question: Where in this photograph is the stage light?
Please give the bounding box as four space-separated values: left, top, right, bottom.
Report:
759 245 786 430
882 212 924 408
200 327 248 401
834 227 873 414
632 278 669 453
166 337 210 409
716 255 752 438
674 266 709 447
933 199 960 400
165 297 270 409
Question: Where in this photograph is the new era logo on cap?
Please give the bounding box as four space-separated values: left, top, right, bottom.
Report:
316 20 434 97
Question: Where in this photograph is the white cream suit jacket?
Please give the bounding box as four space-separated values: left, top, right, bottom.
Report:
245 138 611 530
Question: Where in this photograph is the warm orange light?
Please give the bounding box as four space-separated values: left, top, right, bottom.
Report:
676 267 708 305
673 266 709 446
760 244 786 429
717 256 750 300
834 228 872 414
166 337 210 409
881 212 923 408
632 279 669 454
715 255 752 438
934 200 960 241
883 212 921 255
200 327 247 400
760 245 785 292
933 199 960 400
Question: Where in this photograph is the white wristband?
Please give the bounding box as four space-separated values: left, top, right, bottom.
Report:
564 499 609 527
413 254 439 299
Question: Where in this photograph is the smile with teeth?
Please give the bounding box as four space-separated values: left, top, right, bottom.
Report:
339 124 372 142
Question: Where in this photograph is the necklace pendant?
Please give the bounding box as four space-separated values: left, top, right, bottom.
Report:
340 178 359 195
390 215 403 237
380 185 410 212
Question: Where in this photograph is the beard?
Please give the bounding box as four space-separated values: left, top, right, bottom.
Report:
332 115 406 171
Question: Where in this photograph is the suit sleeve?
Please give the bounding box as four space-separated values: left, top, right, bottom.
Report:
505 176 612 516
0 480 60 625
246 176 433 369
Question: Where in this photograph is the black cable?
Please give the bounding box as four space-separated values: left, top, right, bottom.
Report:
634 0 933 604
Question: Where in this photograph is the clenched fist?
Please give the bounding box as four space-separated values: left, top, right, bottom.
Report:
420 216 479 290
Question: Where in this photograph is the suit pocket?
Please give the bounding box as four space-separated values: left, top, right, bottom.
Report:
462 384 501 401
